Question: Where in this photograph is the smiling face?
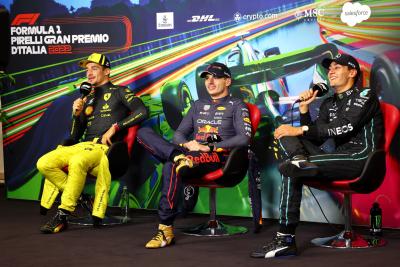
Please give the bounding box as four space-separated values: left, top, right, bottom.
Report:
204 74 231 99
85 62 110 87
328 62 358 93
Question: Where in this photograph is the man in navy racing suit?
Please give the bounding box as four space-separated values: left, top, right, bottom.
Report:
251 53 383 258
137 62 252 248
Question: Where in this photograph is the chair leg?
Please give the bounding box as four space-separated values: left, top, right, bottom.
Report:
182 188 248 236
69 187 131 226
311 193 386 248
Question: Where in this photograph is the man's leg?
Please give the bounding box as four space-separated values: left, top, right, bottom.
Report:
40 179 60 214
137 127 181 162
250 175 300 258
37 145 78 212
91 150 112 220
40 142 106 233
59 143 106 214
146 161 177 249
277 136 320 178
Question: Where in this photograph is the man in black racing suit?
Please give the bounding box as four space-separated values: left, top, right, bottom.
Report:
37 53 148 233
136 62 252 248
251 53 383 258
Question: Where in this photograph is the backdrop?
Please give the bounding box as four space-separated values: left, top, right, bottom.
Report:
2 0 399 228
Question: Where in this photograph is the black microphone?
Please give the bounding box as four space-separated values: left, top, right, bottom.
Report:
74 82 92 114
79 82 92 99
294 83 329 104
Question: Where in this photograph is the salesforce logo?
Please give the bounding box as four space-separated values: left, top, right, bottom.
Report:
341 2 371 26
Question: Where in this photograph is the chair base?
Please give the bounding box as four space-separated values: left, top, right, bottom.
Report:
182 220 248 236
311 230 387 248
68 215 131 226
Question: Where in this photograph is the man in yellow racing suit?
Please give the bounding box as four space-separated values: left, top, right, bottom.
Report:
37 53 148 233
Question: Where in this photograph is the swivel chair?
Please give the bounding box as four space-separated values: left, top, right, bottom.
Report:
304 102 400 248
67 125 139 226
182 103 261 236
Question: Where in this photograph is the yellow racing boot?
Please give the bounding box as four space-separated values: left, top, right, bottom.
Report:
145 224 175 249
173 154 194 174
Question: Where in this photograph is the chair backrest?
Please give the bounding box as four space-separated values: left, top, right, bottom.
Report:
305 101 400 193
380 102 400 151
124 125 139 155
354 102 400 192
108 125 139 178
246 103 261 137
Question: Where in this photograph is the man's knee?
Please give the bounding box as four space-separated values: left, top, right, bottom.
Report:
137 127 153 140
68 155 87 170
37 154 53 173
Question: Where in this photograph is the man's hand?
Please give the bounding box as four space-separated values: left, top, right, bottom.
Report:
274 124 303 139
72 97 86 116
184 140 210 152
101 125 117 146
298 89 318 114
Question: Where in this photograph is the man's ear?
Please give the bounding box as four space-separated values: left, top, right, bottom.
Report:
349 68 357 79
225 78 232 87
104 68 111 76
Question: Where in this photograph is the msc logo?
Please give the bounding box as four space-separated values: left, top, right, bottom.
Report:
187 15 220 23
295 8 325 21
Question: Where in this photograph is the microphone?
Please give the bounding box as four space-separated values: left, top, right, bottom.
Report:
293 83 329 104
74 82 92 114
79 82 92 99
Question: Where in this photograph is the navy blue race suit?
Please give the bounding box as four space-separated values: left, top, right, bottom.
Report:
278 86 383 229
137 95 251 225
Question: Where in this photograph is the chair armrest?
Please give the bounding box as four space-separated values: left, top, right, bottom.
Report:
216 146 249 187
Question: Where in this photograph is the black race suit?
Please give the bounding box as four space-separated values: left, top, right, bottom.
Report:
278 86 383 230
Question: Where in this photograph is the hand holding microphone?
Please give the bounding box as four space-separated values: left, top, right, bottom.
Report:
73 82 92 116
294 83 329 104
295 83 329 114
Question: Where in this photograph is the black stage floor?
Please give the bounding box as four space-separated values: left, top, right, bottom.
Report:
1 186 399 267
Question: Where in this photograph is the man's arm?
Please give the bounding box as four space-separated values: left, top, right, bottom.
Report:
115 88 148 130
173 105 195 145
70 97 87 142
304 88 379 139
101 87 148 145
214 101 251 150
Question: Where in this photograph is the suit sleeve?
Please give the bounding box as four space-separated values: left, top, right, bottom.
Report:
173 105 195 145
70 112 87 142
115 87 148 130
304 88 379 139
214 101 251 149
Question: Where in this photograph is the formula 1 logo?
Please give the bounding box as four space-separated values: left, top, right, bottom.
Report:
187 15 220 23
11 13 40 26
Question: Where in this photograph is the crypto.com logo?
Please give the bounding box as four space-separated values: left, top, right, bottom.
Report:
234 11 277 22
341 2 371 27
